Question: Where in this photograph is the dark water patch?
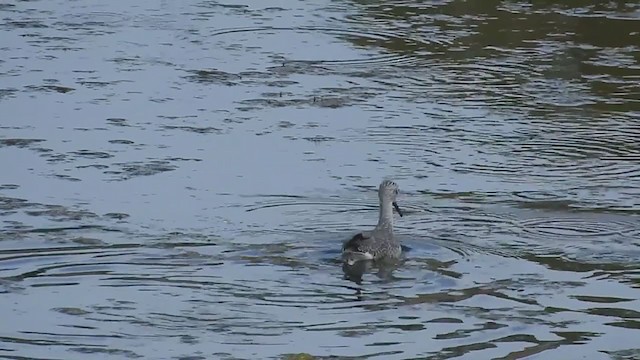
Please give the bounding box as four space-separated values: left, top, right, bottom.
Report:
106 118 130 127
37 35 78 43
76 164 109 170
0 196 35 211
433 342 498 359
604 348 640 359
71 237 107 246
434 321 507 340
5 225 108 239
571 295 635 304
161 125 222 134
0 138 45 148
108 139 136 145
51 174 82 182
103 213 129 220
148 97 171 104
77 80 124 89
236 70 271 79
25 206 98 221
53 307 92 316
310 97 350 109
236 97 312 110
4 20 48 29
585 307 640 319
106 160 179 180
72 127 109 132
184 69 242 86
41 151 70 163
70 347 142 358
0 88 18 100
196 2 249 10
0 197 130 242
491 332 601 359
523 254 637 274
605 320 640 330
24 84 75 93
302 135 336 143
265 80 299 87
69 150 114 159
109 56 147 70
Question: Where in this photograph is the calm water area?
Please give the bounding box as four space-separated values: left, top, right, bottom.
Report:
1 0 639 359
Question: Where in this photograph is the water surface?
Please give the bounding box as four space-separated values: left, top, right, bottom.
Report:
1 0 639 359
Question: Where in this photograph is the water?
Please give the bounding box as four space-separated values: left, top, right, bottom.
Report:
1 0 639 359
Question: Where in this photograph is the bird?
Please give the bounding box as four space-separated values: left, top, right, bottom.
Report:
342 180 403 266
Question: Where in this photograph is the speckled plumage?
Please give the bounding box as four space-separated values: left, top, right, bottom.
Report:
342 180 403 265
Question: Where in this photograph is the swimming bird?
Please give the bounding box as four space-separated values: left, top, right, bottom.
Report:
342 180 403 265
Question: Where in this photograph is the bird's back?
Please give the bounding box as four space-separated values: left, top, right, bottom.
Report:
342 228 401 260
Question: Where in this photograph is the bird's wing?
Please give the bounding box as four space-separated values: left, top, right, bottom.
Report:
343 231 373 252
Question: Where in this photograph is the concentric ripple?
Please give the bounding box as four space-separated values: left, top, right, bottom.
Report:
209 25 444 66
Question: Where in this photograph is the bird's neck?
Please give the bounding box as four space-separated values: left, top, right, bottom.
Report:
376 200 394 231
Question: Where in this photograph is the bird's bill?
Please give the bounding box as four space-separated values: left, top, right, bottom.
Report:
392 201 403 217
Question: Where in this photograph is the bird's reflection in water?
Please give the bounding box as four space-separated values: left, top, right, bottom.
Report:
342 259 400 285
342 260 370 284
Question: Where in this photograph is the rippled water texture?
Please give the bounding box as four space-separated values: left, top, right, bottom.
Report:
1 0 639 359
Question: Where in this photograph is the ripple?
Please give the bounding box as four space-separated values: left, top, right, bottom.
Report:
519 217 638 238
209 25 437 67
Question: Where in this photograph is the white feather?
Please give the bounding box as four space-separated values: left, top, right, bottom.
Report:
346 251 374 265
